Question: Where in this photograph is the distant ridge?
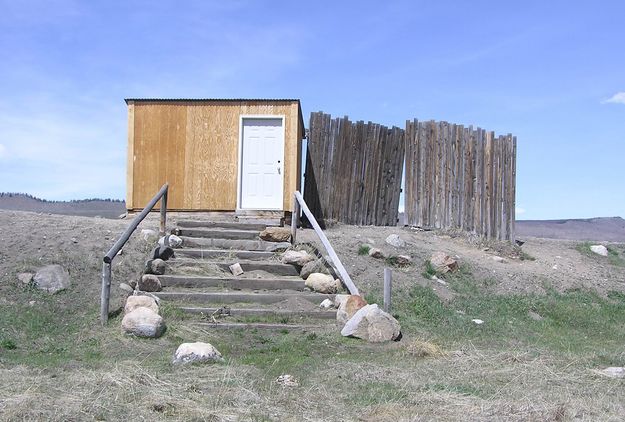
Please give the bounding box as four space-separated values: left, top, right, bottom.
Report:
0 193 126 219
516 217 625 242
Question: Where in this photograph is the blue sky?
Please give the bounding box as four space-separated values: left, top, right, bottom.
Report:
0 0 623 220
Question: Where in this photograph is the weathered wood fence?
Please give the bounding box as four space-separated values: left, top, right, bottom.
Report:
304 112 516 241
404 120 516 241
303 112 405 226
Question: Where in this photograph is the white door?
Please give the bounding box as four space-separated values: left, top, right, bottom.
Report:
239 117 284 210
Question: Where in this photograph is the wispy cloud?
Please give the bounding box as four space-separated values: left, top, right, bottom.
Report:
516 207 526 215
602 92 625 105
0 143 7 159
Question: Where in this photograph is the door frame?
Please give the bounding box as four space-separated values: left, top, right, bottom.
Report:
237 115 286 211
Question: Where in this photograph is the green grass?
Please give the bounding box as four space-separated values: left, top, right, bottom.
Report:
421 260 438 279
575 242 625 267
392 270 625 364
358 244 371 255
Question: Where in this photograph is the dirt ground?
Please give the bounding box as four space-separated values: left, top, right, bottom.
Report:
300 224 625 301
1 210 625 421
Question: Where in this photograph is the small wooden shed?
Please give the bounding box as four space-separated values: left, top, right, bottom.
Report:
125 99 305 214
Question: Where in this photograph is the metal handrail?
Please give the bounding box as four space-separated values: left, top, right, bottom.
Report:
291 191 360 296
100 183 169 325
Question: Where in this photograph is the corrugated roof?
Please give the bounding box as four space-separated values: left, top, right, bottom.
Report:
124 98 300 104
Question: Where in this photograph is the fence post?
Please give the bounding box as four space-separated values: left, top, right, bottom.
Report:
100 262 112 325
159 189 168 236
384 268 392 313
291 193 300 245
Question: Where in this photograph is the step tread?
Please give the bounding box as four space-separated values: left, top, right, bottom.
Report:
179 307 336 319
192 322 322 330
154 291 333 304
178 228 260 240
166 259 299 276
175 249 277 260
158 275 305 290
176 220 275 231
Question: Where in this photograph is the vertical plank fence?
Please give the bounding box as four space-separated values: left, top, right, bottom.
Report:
404 120 516 241
304 112 405 226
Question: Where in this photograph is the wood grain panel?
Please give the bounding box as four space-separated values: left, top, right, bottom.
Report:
129 100 302 212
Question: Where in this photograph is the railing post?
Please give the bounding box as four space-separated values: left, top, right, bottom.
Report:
100 262 111 325
384 268 392 313
291 193 300 245
159 189 168 236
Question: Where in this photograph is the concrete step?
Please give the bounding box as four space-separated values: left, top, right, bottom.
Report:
154 291 333 304
178 228 260 240
180 306 336 320
167 259 299 276
177 220 270 231
174 249 276 260
158 275 305 290
179 237 279 251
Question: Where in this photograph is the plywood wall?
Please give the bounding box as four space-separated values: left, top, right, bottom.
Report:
127 101 302 211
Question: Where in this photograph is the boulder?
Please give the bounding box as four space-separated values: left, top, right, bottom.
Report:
124 295 159 314
172 342 224 364
138 274 162 292
368 248 386 259
121 307 165 338
141 229 158 241
259 227 291 243
430 251 458 273
33 265 70 294
319 298 334 309
393 255 412 266
150 259 167 275
305 273 338 294
341 304 401 342
281 250 315 266
590 245 608 257
158 234 183 248
119 283 134 294
385 234 406 248
336 294 368 325
299 259 327 280
17 272 34 285
152 246 174 261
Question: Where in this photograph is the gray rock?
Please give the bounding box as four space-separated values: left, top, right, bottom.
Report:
281 250 315 266
138 274 162 292
590 245 608 256
119 283 134 293
492 256 506 263
125 295 159 314
33 265 70 294
150 259 166 275
259 227 291 243
305 273 338 294
158 234 183 248
368 248 386 259
319 299 334 309
393 255 412 266
172 342 224 364
430 251 459 273
341 304 401 342
121 307 165 338
17 272 34 285
385 234 406 248
300 259 327 280
151 245 174 261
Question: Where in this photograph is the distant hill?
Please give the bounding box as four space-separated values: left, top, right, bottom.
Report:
516 217 625 242
0 193 126 219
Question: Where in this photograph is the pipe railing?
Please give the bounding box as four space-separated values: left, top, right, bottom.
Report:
291 191 359 296
100 183 169 325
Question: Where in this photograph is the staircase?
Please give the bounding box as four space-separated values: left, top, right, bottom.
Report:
152 219 337 330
